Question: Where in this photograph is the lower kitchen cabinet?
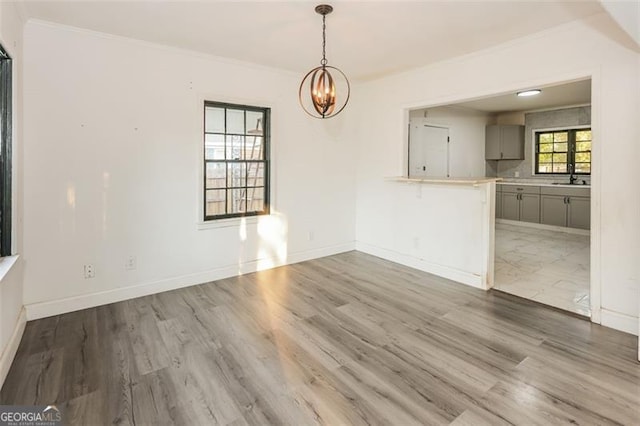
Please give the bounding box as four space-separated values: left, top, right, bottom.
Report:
567 196 590 229
502 192 518 221
520 194 541 223
540 195 566 227
540 186 590 230
499 184 590 229
500 185 540 223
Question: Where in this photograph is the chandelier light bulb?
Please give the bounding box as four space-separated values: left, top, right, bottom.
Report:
310 67 336 116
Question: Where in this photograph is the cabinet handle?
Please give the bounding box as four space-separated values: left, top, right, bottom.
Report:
500 152 504 159
566 197 570 204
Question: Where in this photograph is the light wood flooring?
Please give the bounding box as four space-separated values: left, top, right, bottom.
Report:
1 251 639 425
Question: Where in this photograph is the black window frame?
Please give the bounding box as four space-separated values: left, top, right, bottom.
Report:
0 44 12 257
534 127 591 176
203 101 270 221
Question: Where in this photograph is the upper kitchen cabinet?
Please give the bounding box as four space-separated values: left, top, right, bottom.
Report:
485 125 524 160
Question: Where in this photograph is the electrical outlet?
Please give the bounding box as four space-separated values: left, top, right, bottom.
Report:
308 231 315 242
84 264 95 279
125 256 137 271
514 171 520 178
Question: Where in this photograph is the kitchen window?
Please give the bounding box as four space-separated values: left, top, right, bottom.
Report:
203 101 270 220
535 128 591 175
0 44 12 256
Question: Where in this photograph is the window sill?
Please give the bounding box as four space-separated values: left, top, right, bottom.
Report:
197 215 264 230
0 255 19 283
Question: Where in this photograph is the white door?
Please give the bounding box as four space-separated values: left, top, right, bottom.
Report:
409 121 449 178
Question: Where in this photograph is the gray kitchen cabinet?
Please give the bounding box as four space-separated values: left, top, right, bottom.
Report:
520 194 541 223
499 185 540 223
501 192 519 221
540 195 567 227
485 126 501 160
495 185 502 218
540 186 590 229
568 196 590 229
485 125 525 160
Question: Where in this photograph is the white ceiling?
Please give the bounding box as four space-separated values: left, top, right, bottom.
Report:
454 79 592 113
21 1 606 81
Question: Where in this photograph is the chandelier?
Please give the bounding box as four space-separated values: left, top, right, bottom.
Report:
299 4 350 119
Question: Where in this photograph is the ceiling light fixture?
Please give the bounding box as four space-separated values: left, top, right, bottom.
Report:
299 4 350 119
517 89 542 97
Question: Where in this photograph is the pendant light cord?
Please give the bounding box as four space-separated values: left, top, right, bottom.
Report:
321 14 327 66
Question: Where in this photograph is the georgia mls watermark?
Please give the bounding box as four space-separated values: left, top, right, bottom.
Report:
0 405 63 426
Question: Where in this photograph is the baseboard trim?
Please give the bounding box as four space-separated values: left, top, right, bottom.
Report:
355 241 484 289
601 309 638 336
26 242 355 320
496 219 590 236
0 307 26 388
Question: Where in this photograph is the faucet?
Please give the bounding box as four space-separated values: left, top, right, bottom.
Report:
569 174 578 185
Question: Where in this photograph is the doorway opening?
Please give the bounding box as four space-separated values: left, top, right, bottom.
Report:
407 78 593 318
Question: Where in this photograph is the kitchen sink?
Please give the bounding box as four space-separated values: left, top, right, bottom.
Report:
552 182 589 185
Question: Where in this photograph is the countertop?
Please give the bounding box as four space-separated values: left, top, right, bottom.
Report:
387 176 502 185
387 176 590 188
499 180 590 188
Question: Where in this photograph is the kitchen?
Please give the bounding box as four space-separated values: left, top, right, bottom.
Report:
407 79 592 317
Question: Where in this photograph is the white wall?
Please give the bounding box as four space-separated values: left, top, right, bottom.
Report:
355 13 640 335
22 21 357 317
409 106 490 177
599 0 640 46
0 2 25 386
357 181 495 290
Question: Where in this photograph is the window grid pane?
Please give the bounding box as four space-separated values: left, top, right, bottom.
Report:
576 141 591 152
205 190 226 216
554 132 568 142
204 101 269 220
204 134 225 160
204 107 225 133
576 130 591 141
205 162 226 189
539 143 553 153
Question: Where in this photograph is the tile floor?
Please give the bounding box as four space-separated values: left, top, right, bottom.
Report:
494 222 590 316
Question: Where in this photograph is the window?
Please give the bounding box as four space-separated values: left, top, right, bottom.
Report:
0 44 12 256
203 101 270 220
535 128 591 175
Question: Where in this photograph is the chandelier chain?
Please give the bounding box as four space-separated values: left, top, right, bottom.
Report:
321 14 327 66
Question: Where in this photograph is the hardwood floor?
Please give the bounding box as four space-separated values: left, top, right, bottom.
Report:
2 251 639 425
